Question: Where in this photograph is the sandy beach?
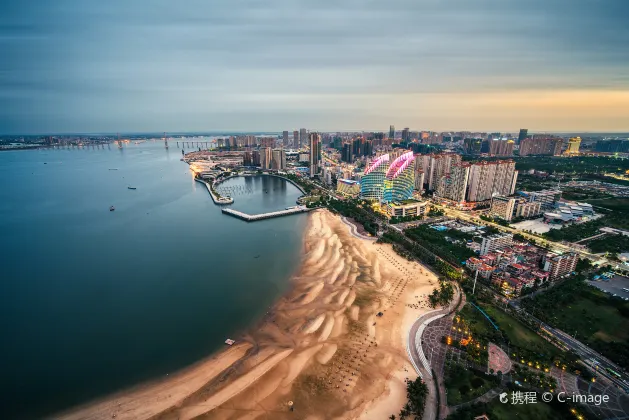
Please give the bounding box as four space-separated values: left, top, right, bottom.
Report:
59 210 437 420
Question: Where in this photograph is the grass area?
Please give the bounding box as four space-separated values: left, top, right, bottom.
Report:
479 303 561 363
444 364 499 406
532 289 629 343
446 390 584 420
521 279 629 369
484 398 567 420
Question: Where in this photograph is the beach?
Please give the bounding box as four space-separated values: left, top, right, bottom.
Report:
59 209 437 420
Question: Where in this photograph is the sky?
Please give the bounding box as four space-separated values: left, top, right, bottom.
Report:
1 0 628 134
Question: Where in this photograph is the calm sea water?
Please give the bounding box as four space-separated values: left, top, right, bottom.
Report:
0 142 306 419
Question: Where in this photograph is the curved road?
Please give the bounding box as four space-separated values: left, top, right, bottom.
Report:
407 284 465 420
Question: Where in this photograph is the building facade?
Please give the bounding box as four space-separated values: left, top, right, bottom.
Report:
480 233 513 256
309 133 321 177
543 252 578 281
519 137 563 156
360 154 390 201
489 196 516 221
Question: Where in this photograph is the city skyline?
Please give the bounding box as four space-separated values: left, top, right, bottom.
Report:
2 0 628 134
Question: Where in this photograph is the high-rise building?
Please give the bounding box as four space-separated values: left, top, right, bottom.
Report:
543 252 578 281
360 154 390 201
565 137 581 155
487 139 514 156
426 153 462 191
282 131 289 147
517 129 528 145
463 138 483 154
389 125 395 140
309 133 321 177
402 128 410 142
299 128 307 148
243 151 253 166
519 137 562 156
342 143 353 163
414 170 425 193
480 233 513 256
435 163 470 203
293 130 299 148
466 160 518 202
595 140 629 153
260 147 273 170
489 196 516 221
252 150 261 166
271 149 286 170
383 151 416 202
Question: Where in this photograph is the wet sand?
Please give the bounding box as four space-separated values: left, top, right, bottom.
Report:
59 210 438 420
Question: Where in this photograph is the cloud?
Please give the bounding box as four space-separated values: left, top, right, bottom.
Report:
1 0 628 133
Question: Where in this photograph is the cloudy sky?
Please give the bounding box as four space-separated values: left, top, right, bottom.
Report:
1 0 628 134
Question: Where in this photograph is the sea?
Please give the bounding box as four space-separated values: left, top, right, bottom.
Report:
0 141 307 419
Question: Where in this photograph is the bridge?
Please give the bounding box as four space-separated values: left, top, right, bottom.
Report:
221 206 312 221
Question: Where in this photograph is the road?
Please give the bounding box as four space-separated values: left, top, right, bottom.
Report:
508 299 629 392
408 284 464 419
434 204 605 263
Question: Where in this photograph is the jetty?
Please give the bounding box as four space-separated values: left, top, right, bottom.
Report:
222 206 312 222
194 178 234 204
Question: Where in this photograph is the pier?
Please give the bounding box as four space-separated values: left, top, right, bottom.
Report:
222 206 312 221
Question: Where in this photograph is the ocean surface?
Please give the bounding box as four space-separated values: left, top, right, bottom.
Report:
0 142 307 419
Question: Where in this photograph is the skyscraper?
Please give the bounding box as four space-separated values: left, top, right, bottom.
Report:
272 149 286 170
517 129 528 145
282 131 289 147
435 163 470 203
309 133 321 177
293 130 299 148
260 147 273 170
299 128 307 148
342 143 353 163
402 128 410 142
466 160 517 202
487 139 514 156
519 137 562 156
389 125 395 140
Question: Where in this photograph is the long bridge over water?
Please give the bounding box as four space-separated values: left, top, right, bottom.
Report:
221 206 312 222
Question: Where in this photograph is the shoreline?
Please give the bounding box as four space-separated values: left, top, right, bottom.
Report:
57 209 438 420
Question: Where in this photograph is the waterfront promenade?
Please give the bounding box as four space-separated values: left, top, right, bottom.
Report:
221 206 312 221
194 178 233 204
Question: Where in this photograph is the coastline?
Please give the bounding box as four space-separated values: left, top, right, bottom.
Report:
57 209 438 420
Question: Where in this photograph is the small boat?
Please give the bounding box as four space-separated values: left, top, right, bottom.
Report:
225 339 235 346
109 168 118 171
127 186 137 190
109 206 115 211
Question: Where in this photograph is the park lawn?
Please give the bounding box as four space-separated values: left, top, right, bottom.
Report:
548 293 629 343
479 304 561 359
486 398 564 420
445 365 497 406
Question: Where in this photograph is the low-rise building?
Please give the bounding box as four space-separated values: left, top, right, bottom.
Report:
336 179 361 197
385 199 430 218
489 196 516 221
514 199 542 218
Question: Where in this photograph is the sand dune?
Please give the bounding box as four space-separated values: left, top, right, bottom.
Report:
59 210 438 420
